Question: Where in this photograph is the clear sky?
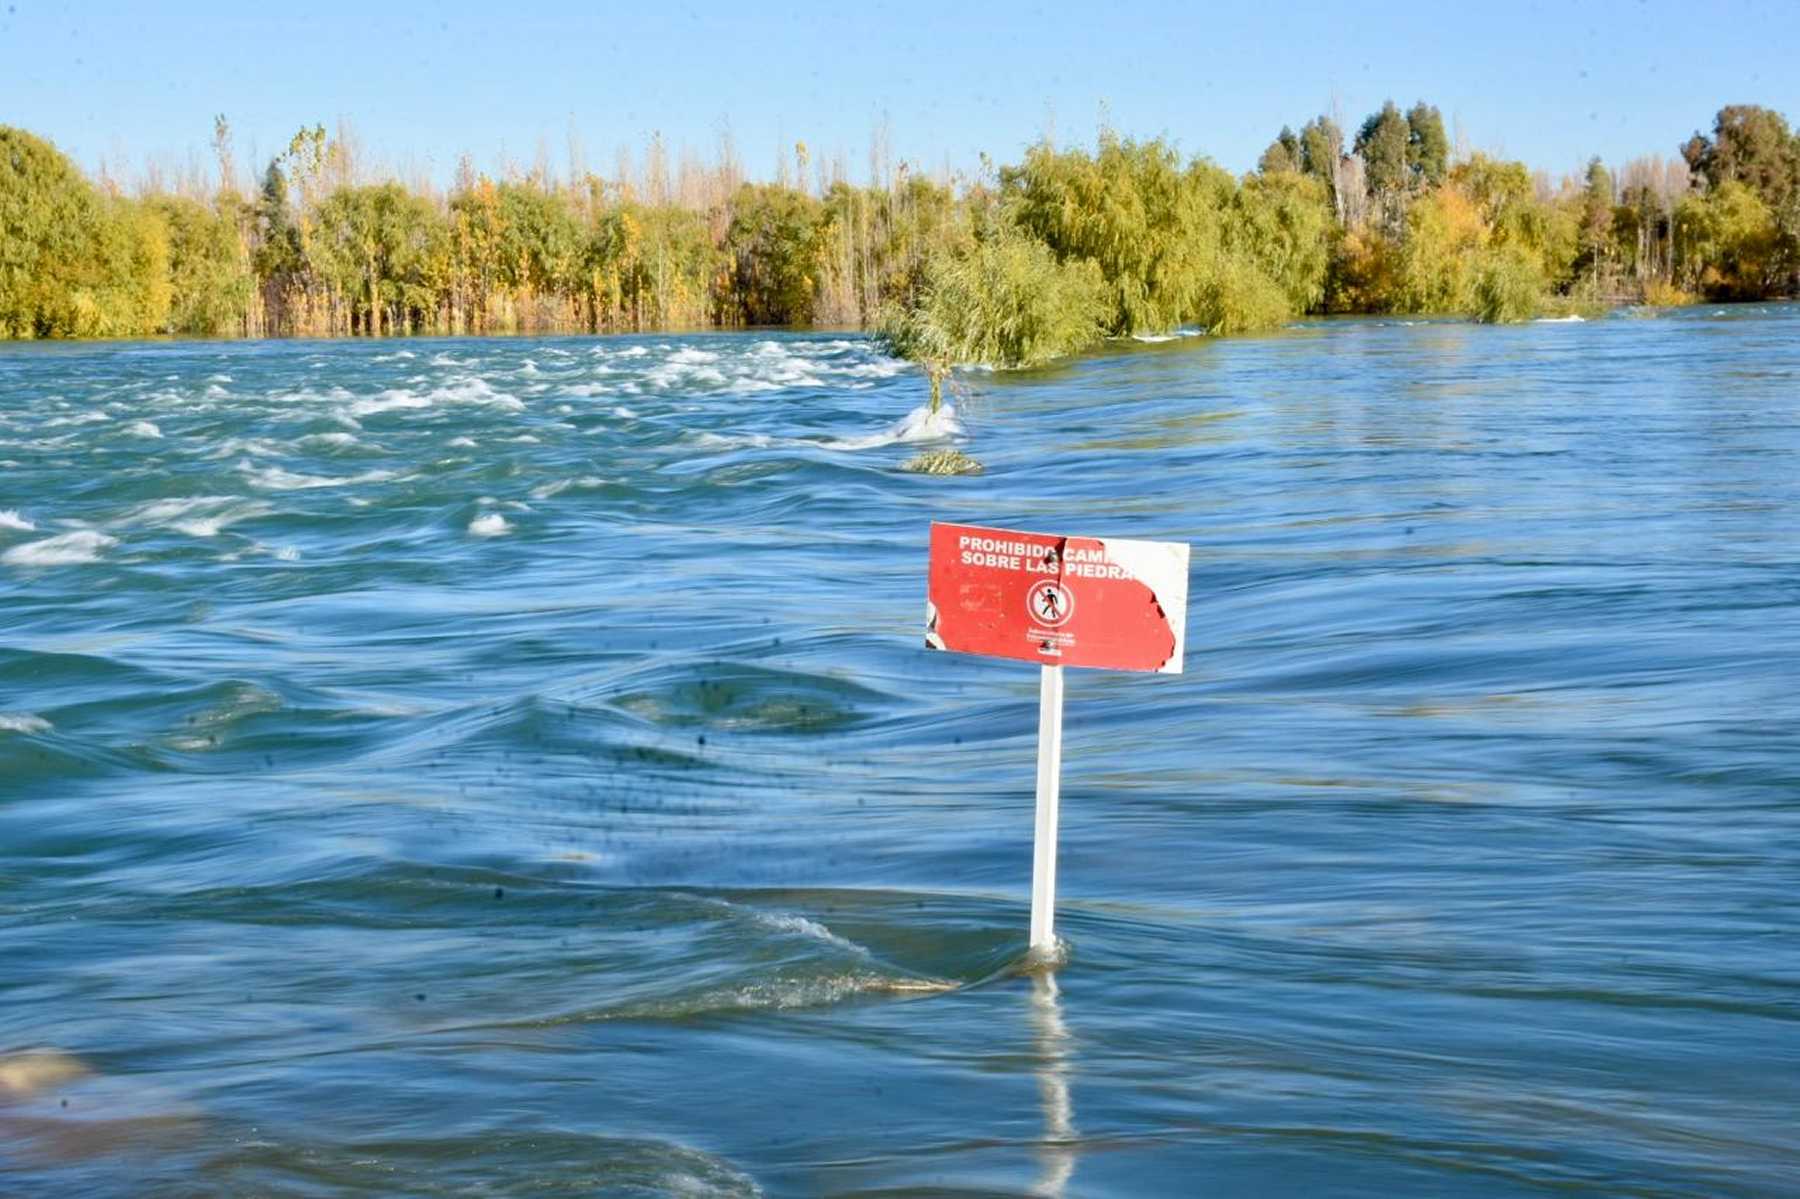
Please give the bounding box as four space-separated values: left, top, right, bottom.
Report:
2 0 1795 189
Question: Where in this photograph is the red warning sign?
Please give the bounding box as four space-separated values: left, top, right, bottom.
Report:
926 522 1189 673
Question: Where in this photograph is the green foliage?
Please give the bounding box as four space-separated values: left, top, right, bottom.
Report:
1002 135 1295 336
0 126 168 337
1675 180 1781 298
1470 244 1545 323
151 195 252 335
878 219 1108 371
311 183 445 333
1258 126 1302 175
722 183 823 325
5 101 1799 345
1233 171 1334 312
1356 101 1412 204
1394 186 1485 312
1406 103 1450 187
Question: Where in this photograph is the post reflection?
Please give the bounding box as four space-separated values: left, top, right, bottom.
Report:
1029 972 1077 1197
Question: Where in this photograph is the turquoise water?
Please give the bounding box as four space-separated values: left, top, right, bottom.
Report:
2 310 1797 1196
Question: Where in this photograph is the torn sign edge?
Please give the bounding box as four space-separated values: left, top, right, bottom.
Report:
1094 536 1189 674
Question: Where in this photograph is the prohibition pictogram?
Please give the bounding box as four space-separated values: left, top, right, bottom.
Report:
1026 579 1074 627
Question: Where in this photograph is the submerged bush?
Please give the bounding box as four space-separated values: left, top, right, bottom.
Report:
902 448 983 475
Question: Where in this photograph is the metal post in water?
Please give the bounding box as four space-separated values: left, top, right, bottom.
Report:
1030 664 1066 952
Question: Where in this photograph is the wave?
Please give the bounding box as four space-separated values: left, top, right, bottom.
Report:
468 512 510 537
349 376 526 418
0 712 54 733
238 463 398 491
0 509 35 532
822 402 960 450
2 529 117 566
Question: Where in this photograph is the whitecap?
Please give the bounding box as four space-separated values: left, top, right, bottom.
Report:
0 713 53 734
612 405 639 419
1534 314 1586 323
239 463 396 491
123 420 163 438
43 411 110 427
298 431 361 450
446 436 478 449
0 510 35 532
468 513 510 537
350 376 525 417
823 403 961 451
749 910 869 956
3 530 117 566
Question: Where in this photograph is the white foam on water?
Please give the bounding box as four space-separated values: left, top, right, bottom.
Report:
204 384 229 398
823 403 960 451
206 373 233 383
123 420 163 438
3 529 117 566
613 405 639 419
274 546 302 561
129 496 236 524
372 350 415 362
204 436 288 460
298 431 361 450
0 510 35 532
446 436 478 448
530 476 607 499
750 910 869 956
43 411 111 427
1534 314 1585 323
468 513 510 537
172 503 269 538
691 430 777 451
349 376 525 418
0 713 53 734
239 463 397 491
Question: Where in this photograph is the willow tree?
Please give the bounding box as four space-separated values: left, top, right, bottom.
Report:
878 219 1107 409
1002 135 1293 336
721 182 824 325
151 194 254 335
1 126 168 337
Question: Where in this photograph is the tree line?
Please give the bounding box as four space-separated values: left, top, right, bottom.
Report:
2 105 1796 361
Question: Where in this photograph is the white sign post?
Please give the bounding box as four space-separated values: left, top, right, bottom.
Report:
1030 664 1066 950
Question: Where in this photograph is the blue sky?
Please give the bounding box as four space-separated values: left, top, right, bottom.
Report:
2 0 1795 188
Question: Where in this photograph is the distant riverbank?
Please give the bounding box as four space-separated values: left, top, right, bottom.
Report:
4 103 1796 354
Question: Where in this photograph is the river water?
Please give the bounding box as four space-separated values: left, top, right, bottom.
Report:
2 308 1797 1196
